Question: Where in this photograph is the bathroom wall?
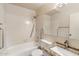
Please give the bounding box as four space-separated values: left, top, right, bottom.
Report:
4 4 36 48
51 3 79 51
51 3 79 36
0 4 4 19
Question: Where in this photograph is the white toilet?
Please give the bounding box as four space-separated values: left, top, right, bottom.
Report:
31 49 43 56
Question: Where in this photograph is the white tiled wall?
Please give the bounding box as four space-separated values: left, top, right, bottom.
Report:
0 4 36 48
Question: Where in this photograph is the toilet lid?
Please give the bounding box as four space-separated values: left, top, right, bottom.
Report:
32 49 43 56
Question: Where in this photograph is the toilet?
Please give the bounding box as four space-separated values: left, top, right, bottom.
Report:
31 49 43 56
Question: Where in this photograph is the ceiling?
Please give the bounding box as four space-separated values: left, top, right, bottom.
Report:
12 3 64 15
12 3 45 10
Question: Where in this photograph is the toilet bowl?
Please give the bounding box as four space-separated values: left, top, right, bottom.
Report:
31 49 43 56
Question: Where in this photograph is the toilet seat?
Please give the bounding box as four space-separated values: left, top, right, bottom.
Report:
32 49 43 56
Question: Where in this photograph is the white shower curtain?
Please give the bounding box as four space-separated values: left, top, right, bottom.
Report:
0 28 3 49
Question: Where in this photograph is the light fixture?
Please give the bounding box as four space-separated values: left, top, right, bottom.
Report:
25 20 31 25
55 3 68 8
55 3 64 8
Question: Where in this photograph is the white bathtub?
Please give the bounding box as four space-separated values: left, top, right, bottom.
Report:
0 41 38 56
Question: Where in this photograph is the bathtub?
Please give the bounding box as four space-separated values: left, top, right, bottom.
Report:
0 41 38 56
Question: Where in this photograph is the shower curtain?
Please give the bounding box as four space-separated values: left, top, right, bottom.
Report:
0 28 3 49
